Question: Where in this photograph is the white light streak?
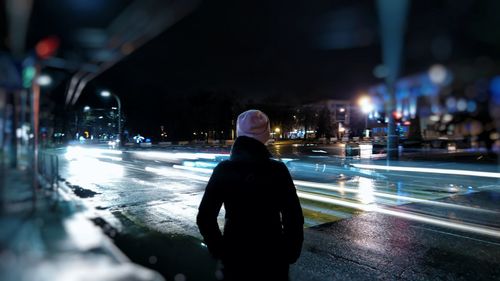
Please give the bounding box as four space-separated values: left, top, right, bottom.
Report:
66 158 124 181
134 151 228 162
375 206 500 238
352 164 500 179
298 191 374 211
65 146 122 161
293 180 495 213
297 191 500 238
173 164 214 174
145 166 210 182
358 177 375 204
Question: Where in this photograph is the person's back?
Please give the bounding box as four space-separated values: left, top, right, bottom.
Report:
197 110 304 281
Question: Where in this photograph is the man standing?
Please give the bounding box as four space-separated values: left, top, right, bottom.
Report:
197 109 304 281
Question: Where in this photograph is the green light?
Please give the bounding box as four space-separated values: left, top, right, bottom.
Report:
22 66 36 88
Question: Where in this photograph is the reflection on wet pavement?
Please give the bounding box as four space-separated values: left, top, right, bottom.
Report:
60 146 500 240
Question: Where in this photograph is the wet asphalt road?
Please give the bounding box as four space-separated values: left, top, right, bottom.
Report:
53 145 500 280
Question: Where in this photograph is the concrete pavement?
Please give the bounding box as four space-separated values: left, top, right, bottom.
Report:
0 168 165 281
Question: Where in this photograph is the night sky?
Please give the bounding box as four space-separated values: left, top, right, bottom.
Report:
27 0 500 137
88 0 382 135
95 0 381 98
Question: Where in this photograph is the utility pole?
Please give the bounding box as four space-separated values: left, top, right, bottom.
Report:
100 90 122 147
377 0 410 162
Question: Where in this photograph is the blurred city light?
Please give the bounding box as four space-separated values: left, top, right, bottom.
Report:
22 65 36 88
100 90 111 97
490 76 500 104
428 64 448 85
36 74 52 86
35 36 60 59
358 95 374 113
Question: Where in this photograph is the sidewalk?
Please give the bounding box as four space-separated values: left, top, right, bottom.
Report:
0 168 164 281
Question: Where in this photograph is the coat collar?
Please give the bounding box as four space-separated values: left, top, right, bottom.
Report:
230 136 272 161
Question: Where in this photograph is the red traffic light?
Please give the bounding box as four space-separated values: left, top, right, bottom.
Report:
35 36 60 59
392 111 402 120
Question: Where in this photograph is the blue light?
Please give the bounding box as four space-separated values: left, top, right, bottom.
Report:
466 100 477 112
490 76 500 104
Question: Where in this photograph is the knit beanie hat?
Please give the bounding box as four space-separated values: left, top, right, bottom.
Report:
236 109 271 144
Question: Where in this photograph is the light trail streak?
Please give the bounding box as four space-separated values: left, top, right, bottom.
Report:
172 164 214 174
352 164 500 179
134 151 228 161
294 180 495 213
64 148 499 238
298 191 374 211
297 191 500 238
66 157 124 180
376 206 500 238
145 166 211 182
144 161 493 214
65 146 122 161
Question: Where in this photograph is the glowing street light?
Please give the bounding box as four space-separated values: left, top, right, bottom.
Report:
273 127 281 140
100 90 121 146
358 95 374 138
358 96 374 113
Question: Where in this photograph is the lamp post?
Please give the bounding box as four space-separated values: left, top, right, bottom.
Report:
274 127 281 140
100 90 121 146
358 96 374 138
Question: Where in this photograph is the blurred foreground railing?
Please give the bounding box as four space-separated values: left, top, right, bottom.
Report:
38 151 60 191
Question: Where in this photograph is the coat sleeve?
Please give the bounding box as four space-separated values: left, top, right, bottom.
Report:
279 162 304 264
196 164 225 259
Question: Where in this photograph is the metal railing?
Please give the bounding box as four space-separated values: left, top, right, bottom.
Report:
38 151 60 191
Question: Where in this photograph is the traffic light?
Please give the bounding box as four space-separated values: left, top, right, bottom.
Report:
22 66 36 88
393 111 403 123
35 36 60 59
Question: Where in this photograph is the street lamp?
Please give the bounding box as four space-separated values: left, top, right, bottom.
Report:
358 95 374 138
100 90 122 146
274 127 281 140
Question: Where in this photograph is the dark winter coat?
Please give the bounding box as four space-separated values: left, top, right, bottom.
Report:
196 136 304 278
